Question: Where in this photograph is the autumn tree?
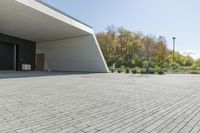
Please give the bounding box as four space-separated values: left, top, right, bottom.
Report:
96 25 196 71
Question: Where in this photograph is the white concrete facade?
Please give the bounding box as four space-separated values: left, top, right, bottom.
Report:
36 35 108 72
0 0 109 72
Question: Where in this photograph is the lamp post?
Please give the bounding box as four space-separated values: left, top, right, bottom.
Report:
173 37 176 62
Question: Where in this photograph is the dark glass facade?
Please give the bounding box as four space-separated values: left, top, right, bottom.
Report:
0 33 36 70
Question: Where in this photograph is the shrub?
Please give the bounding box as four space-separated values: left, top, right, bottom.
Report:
131 68 137 74
155 67 164 74
149 68 155 74
110 68 115 73
117 68 123 73
116 58 124 68
159 70 165 74
170 62 180 70
162 68 167 72
132 67 141 74
140 69 146 74
148 61 156 68
190 63 198 70
130 59 136 68
126 68 130 73
121 66 125 69
143 61 149 68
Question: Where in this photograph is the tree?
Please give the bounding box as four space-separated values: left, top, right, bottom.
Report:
196 59 200 67
153 36 168 68
96 25 196 71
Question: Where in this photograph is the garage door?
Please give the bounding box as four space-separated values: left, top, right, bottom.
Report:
0 42 14 70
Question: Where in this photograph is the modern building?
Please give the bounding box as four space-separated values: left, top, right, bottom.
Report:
0 0 109 72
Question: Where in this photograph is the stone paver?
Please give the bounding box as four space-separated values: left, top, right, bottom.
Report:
0 72 200 133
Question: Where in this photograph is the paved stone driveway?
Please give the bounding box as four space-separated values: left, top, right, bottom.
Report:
0 72 200 133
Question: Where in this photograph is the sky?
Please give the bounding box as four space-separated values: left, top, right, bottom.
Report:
43 0 200 59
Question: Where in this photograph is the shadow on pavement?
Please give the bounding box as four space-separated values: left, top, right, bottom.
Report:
0 71 93 79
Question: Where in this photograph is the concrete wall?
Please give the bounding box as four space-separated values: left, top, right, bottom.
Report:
36 34 109 72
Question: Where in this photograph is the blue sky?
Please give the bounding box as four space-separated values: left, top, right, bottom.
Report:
43 0 200 59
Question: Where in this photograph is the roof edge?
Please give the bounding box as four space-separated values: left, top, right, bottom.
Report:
35 0 93 29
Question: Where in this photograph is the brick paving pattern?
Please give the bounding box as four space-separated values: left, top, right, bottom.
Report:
0 72 200 133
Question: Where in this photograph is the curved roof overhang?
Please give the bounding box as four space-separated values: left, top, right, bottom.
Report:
0 0 94 42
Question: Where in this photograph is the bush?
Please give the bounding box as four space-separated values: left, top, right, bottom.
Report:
132 67 141 74
140 69 146 74
159 70 165 74
110 68 115 73
155 67 164 74
149 68 155 74
170 62 180 70
143 61 149 68
117 68 123 73
126 68 130 73
130 59 136 68
116 58 124 68
148 61 156 68
191 63 198 70
131 68 137 74
121 66 125 69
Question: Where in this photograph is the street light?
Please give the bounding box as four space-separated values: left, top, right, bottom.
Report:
172 37 176 62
